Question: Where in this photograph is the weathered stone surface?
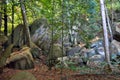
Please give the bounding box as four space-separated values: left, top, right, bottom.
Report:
63 42 72 48
113 22 120 41
115 23 120 34
30 18 51 54
6 47 34 70
29 18 49 35
66 46 81 56
112 22 120 37
10 71 36 80
8 24 24 46
90 40 103 48
86 49 96 58
96 47 105 57
111 40 120 56
87 54 105 68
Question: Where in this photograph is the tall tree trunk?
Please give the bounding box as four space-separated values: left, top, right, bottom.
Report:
111 0 113 25
0 6 2 32
20 0 31 47
11 0 14 44
105 6 113 41
0 0 2 32
100 0 112 69
3 0 7 36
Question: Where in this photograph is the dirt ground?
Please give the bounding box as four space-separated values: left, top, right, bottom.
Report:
0 63 120 80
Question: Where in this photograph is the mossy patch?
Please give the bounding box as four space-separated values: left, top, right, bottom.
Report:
9 71 36 80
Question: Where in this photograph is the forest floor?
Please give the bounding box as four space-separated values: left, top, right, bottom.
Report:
0 62 120 80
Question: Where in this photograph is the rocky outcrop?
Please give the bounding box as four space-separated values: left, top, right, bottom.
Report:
57 39 120 68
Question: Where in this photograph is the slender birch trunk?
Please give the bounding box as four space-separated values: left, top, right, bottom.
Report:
100 0 112 68
105 6 113 41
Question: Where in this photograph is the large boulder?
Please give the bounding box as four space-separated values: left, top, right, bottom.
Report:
30 18 51 54
10 71 36 80
8 24 24 47
29 18 51 53
6 47 34 70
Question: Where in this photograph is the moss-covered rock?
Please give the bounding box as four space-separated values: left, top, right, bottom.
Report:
45 43 66 70
10 71 36 80
49 43 66 59
6 47 34 70
8 24 24 47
